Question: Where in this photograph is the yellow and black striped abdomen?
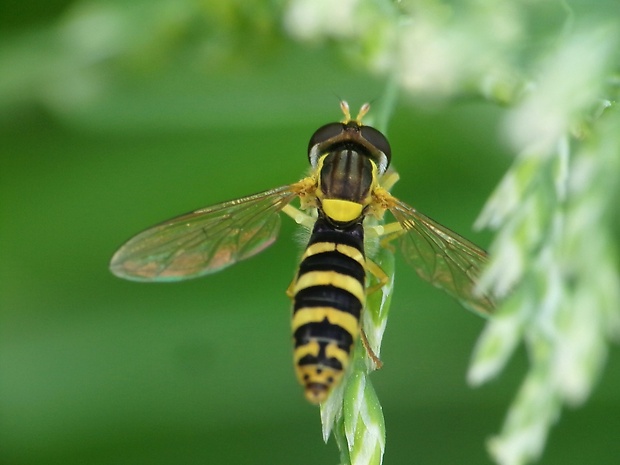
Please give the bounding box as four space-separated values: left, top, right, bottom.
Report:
291 217 366 404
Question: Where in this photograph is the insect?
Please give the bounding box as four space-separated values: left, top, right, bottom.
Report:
110 102 494 404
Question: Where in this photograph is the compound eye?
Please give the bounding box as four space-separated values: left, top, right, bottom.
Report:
307 123 345 155
360 126 391 167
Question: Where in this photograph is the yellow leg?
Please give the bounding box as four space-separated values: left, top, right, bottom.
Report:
379 170 400 192
365 257 390 295
281 203 314 301
360 218 406 368
281 204 316 230
366 221 406 255
285 276 297 299
360 256 392 368
366 221 404 239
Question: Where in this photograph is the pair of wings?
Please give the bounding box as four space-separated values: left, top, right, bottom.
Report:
110 184 494 316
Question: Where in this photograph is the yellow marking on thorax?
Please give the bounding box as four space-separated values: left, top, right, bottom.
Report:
292 306 360 337
321 199 363 224
294 271 365 303
301 242 365 265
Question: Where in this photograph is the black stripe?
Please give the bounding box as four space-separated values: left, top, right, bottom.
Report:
308 230 364 251
294 285 362 318
293 318 354 351
308 218 365 252
298 346 343 371
298 251 365 283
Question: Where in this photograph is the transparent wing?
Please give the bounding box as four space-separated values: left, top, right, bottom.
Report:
110 185 298 282
388 199 494 316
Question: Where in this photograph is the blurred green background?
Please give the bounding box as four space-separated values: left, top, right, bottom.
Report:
1 2 619 464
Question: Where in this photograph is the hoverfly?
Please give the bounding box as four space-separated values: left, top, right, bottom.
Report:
110 102 494 404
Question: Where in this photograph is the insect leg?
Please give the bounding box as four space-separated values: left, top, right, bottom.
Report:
367 221 404 238
360 328 383 369
379 171 400 192
365 257 390 295
285 278 297 299
359 256 393 369
366 222 406 253
281 204 316 230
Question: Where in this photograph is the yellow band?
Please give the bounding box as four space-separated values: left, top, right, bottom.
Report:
294 271 365 303
292 306 360 337
301 242 365 266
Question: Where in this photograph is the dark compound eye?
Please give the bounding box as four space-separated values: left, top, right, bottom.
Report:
360 125 391 166
307 123 345 155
